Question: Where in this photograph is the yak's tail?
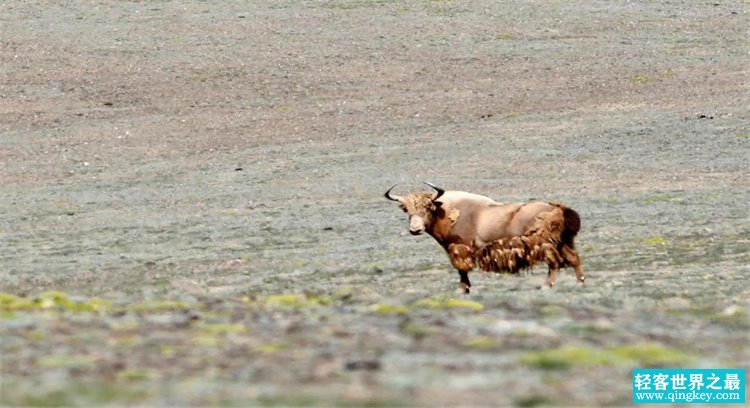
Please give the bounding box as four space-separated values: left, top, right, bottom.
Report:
558 203 580 249
474 203 579 273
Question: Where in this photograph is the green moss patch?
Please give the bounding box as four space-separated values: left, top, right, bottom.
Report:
413 296 484 312
399 321 439 340
244 293 335 309
197 323 247 336
632 75 655 84
641 235 668 246
520 343 694 370
0 291 109 313
125 300 189 313
117 368 160 381
607 344 694 367
371 304 410 315
520 345 612 370
463 336 502 350
37 354 97 369
2 382 152 407
710 305 749 328
255 342 289 354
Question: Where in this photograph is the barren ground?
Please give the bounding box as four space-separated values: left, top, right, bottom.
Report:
1 0 748 406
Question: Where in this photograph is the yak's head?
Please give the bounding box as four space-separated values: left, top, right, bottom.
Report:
385 182 445 236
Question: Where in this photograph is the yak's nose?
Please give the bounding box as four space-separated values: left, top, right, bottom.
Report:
409 216 426 235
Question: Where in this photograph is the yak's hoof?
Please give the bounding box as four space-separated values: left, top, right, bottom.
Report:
538 283 554 290
457 283 471 294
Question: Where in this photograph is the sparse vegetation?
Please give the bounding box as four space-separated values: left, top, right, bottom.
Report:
413 296 485 311
520 343 693 370
1 0 747 406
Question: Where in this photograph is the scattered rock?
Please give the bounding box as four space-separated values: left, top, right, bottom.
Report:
344 360 381 371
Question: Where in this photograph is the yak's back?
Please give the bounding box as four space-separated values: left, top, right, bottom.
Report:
474 201 557 244
435 191 497 208
474 202 579 273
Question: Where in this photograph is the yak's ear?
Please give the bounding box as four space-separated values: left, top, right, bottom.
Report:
428 200 442 212
448 208 461 225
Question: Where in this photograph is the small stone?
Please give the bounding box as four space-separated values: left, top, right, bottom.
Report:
344 360 380 371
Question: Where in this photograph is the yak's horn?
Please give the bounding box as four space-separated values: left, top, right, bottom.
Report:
423 181 445 201
384 184 404 202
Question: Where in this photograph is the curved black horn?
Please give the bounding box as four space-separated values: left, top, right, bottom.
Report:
384 184 404 202
423 181 445 201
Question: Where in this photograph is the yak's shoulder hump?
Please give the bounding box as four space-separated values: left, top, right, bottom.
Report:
438 191 497 206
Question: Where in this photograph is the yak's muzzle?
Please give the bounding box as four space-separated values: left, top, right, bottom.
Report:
409 216 426 235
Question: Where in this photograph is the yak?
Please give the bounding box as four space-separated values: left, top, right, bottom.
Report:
385 182 584 293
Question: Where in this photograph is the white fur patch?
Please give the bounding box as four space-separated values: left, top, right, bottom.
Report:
437 191 497 206
448 208 460 225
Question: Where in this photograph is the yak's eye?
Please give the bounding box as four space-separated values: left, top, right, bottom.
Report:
400 206 407 213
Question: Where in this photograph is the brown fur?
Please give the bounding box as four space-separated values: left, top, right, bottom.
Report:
475 204 569 273
388 187 584 292
448 243 475 271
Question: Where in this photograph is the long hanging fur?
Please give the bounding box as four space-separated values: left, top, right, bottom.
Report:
474 203 578 273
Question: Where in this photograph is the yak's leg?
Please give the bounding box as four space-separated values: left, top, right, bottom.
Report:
541 244 561 289
574 263 585 286
543 265 559 289
448 243 475 294
561 246 585 286
458 271 472 294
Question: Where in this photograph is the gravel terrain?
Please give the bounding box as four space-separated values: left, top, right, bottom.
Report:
1 1 748 406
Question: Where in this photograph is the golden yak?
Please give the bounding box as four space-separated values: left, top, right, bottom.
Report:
385 182 585 293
